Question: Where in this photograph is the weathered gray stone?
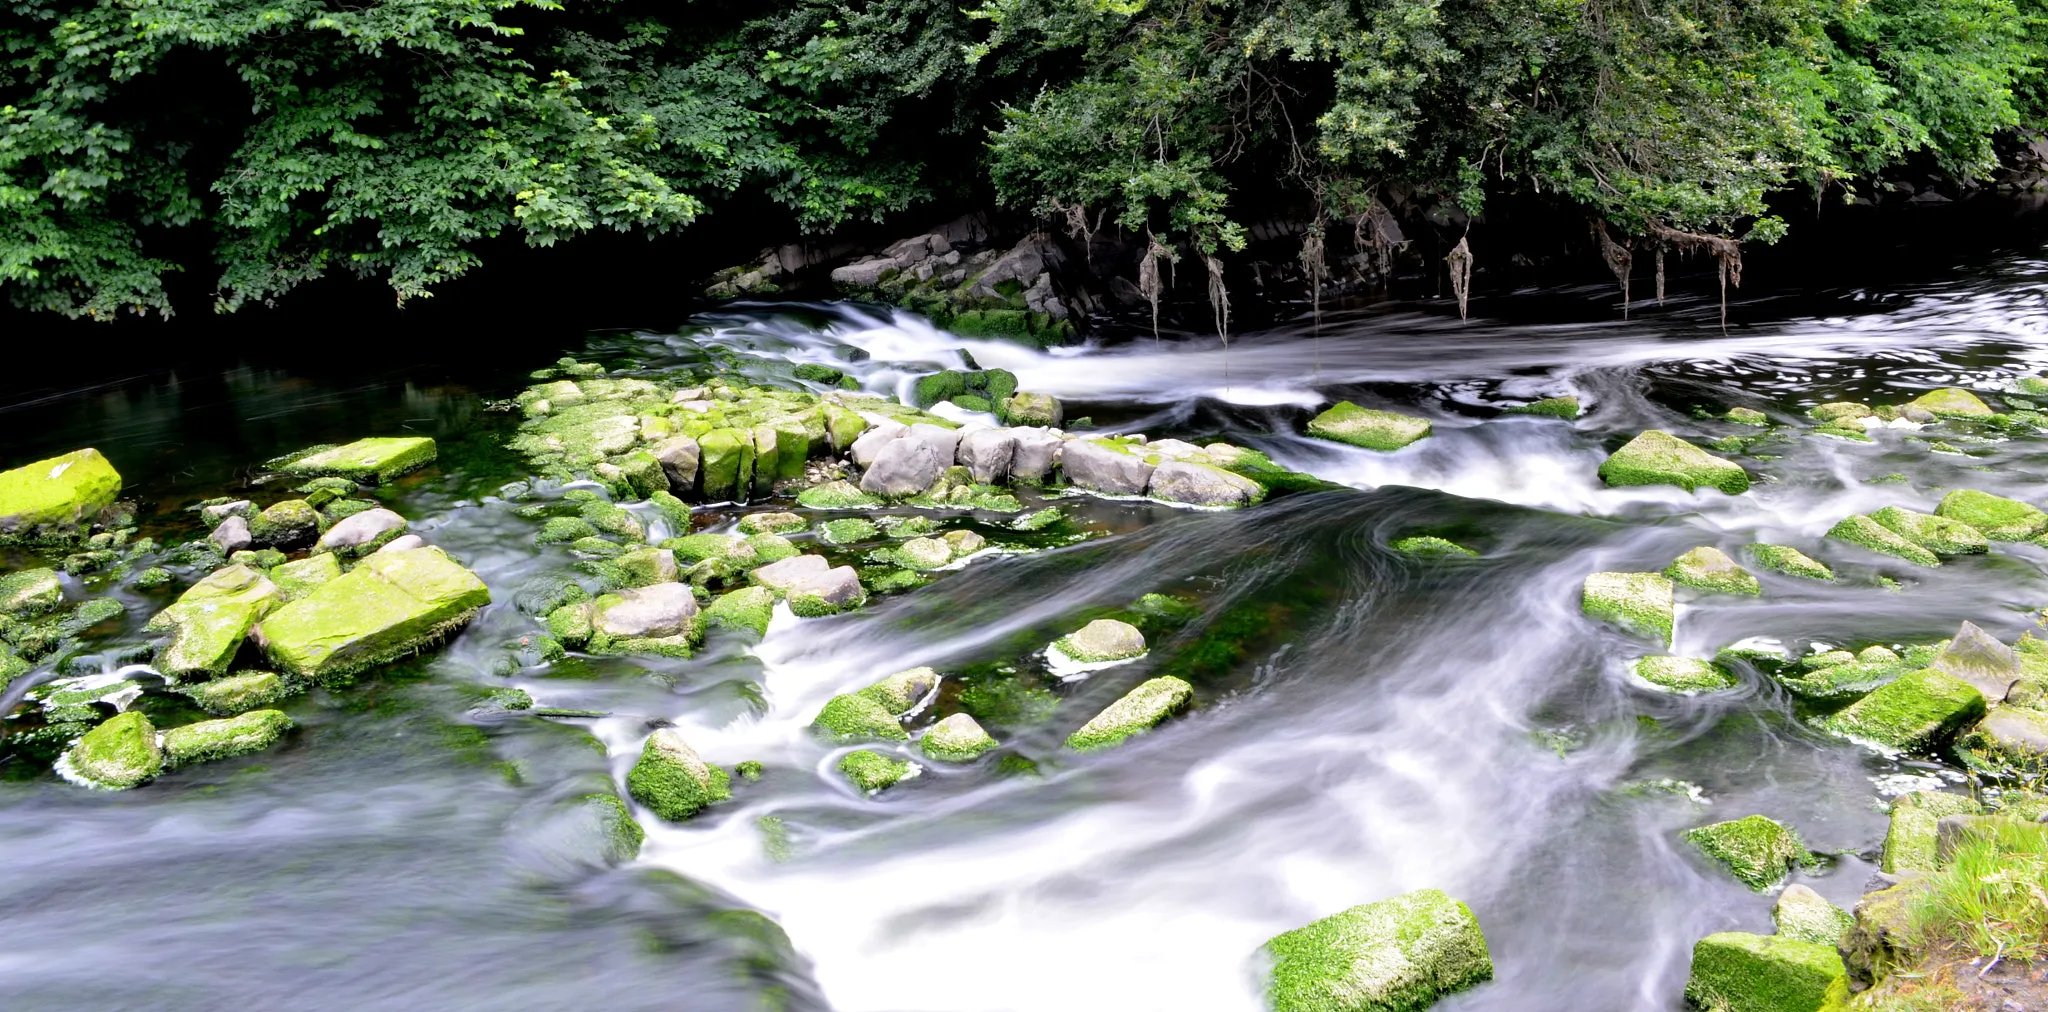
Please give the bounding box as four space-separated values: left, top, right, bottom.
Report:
591 583 699 639
1934 621 2021 701
907 423 962 467
1147 461 1263 507
202 500 254 527
860 438 943 498
957 428 1019 484
1061 439 1154 495
316 507 407 553
751 554 833 592
850 420 908 467
1010 428 1062 483
787 566 867 617
210 515 252 553
377 534 425 553
648 435 701 490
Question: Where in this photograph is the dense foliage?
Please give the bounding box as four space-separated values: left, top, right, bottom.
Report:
3 0 2044 318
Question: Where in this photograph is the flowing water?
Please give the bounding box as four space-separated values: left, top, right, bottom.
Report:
6 250 2048 1010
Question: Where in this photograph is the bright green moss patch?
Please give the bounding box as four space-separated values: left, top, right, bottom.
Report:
1391 536 1477 558
0 567 62 618
1683 815 1813 891
1053 618 1147 663
626 729 731 821
820 518 880 543
1632 655 1739 693
812 693 909 743
537 517 599 545
1821 668 1985 752
581 792 644 863
1726 407 1770 426
1664 546 1760 595
1066 676 1193 751
920 713 998 762
257 547 491 681
1809 402 1874 423
1748 544 1834 582
277 436 437 484
857 667 938 713
704 586 775 638
1880 792 1982 874
1907 387 1994 418
1597 430 1749 494
1580 572 1675 647
144 563 280 679
1826 515 1940 567
270 553 342 601
1934 489 2048 540
1871 506 1989 555
182 670 296 716
838 749 916 793
162 709 293 767
1773 885 1853 947
64 710 161 789
1684 932 1849 1012
1260 888 1493 1012
1306 401 1432 451
0 448 122 540
1503 395 1580 419
797 479 883 509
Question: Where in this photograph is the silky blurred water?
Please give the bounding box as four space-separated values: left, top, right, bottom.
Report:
5 253 2048 1009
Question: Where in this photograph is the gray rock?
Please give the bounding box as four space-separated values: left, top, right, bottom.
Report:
789 565 865 609
648 435 701 489
592 583 699 639
907 424 962 468
957 428 1019 483
1935 621 2021 701
317 507 407 551
1147 461 1262 507
376 534 426 553
1010 428 1063 483
1973 707 2048 756
850 420 907 467
1061 439 1154 495
210 515 252 553
751 554 833 592
202 500 254 527
829 257 895 287
860 438 943 498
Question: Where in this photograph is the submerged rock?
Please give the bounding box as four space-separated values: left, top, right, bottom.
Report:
277 436 437 484
162 709 293 767
1664 547 1760 596
0 448 122 541
1682 815 1812 891
838 749 917 793
1825 515 1939 567
1934 488 2047 540
64 710 162 789
1580 572 1675 647
920 713 998 762
1684 932 1848 1012
1906 387 1993 418
256 547 491 681
182 670 296 716
144 564 280 679
1259 888 1493 1012
1504 396 1580 419
626 729 731 821
1390 536 1477 558
1053 619 1147 663
1632 656 1739 694
1747 544 1834 582
1598 430 1749 494
1819 668 1986 751
1772 884 1853 947
1306 401 1432 451
1066 676 1192 751
1870 505 1989 555
0 567 62 618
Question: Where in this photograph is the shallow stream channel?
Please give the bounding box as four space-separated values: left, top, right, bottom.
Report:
6 250 2048 1011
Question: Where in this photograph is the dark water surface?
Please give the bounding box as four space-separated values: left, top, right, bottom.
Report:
6 248 2048 1010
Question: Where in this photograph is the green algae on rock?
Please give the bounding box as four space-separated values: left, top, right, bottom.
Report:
0 567 62 618
0 448 122 541
1597 430 1749 494
1683 815 1813 891
581 792 645 864
1818 668 1986 751
859 667 939 713
1879 791 1982 874
1306 401 1432 451
838 749 917 793
1632 655 1740 694
812 693 911 744
1390 536 1477 558
182 670 296 716
797 479 883 510
737 512 806 535
1747 544 1834 582
1580 572 1675 647
1503 395 1580 419
162 709 293 767
1957 707 2048 776
1066 676 1193 751
1934 488 2048 540
144 564 281 679
703 586 775 638
276 436 437 484
64 710 161 789
1808 402 1874 424
269 553 342 602
1825 515 1940 568
820 518 880 544
1259 888 1493 1012
626 728 731 821
1664 546 1761 595
256 547 490 681
1772 884 1853 947
1684 932 1849 1012
1870 506 1989 555
1052 618 1147 663
1726 407 1770 426
920 713 998 762
1906 387 1994 418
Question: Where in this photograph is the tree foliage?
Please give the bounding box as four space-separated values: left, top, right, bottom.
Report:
1 0 2043 318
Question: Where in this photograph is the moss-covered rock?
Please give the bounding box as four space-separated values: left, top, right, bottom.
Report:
1632 655 1740 693
277 436 437 484
1907 387 1993 418
580 792 645 863
1726 407 1770 426
247 499 320 548
0 448 122 541
1747 544 1834 582
1390 536 1477 558
1306 401 1432 451
920 713 998 762
1597 430 1749 494
1684 932 1849 1012
626 729 731 821
1808 402 1873 424
1818 668 1986 751
269 553 342 602
578 499 644 542
162 709 293 767
1664 546 1761 595
1004 392 1063 427
1580 572 1675 647
182 670 296 716
1504 395 1580 419
256 547 490 681
1934 488 2048 540
1052 618 1148 663
1260 888 1493 1012
586 583 702 657
704 586 776 638
64 710 161 789
858 667 939 712
537 517 600 545
1870 506 1989 555
796 479 882 509
1958 707 2048 775
1825 515 1940 567
820 517 879 544
0 567 62 618
1772 884 1853 947
744 533 800 566
144 564 281 679
738 512 806 535
1066 676 1193 751
1683 815 1812 891
607 547 680 589
1879 791 1982 874
812 693 910 743
838 749 917 793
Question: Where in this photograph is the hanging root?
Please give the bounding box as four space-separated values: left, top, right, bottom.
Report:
1655 246 1666 305
1648 225 1741 330
1137 234 1169 343
1205 255 1231 342
1594 221 1633 317
1351 198 1403 279
1299 228 1326 325
1445 237 1474 320
1051 199 1104 267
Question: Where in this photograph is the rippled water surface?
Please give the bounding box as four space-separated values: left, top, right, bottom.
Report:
7 251 2048 1010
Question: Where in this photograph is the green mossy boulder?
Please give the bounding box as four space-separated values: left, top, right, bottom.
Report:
920 713 998 762
813 693 910 744
1683 815 1812 891
182 670 295 716
1808 402 1873 424
1306 401 1432 451
1934 488 2048 540
256 547 490 681
838 749 917 793
1684 932 1849 1012
1581 572 1675 647
1747 545 1834 582
1772 884 1853 947
1052 618 1148 663
1825 515 1939 567
162 709 293 767
821 517 880 543
1597 430 1749 494
277 436 437 484
1906 387 1993 418
1066 676 1193 751
796 479 882 509
698 427 754 501
1390 536 1477 558
0 567 63 617
858 667 939 712
1665 547 1761 595
0 448 122 540
1260 888 1493 1012
625 728 731 821
1004 392 1063 427
537 517 600 545
704 586 776 638
1819 668 1986 751
144 564 281 679
1879 791 1982 874
1632 655 1739 693
1726 407 1770 426
269 553 342 602
1870 506 1989 555
64 710 162 789
1503 396 1580 419
737 512 806 535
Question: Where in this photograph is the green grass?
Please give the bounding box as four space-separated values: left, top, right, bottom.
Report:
1904 818 2048 964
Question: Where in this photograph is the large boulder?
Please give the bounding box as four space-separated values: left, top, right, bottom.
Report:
1664 546 1759 595
1825 515 1939 568
1003 392 1062 427
957 428 1020 483
697 427 754 501
626 729 730 821
64 711 162 789
1819 668 1986 751
1598 430 1749 494
1871 506 1989 556
1260 889 1493 1012
1684 932 1848 1012
1306 402 1433 451
277 436 436 484
1066 676 1192 751
860 437 943 498
255 547 490 680
850 419 907 467
1581 572 1675 647
1683 815 1812 891
1009 428 1064 484
1935 489 2047 540
0 448 122 540
144 564 281 679
1061 439 1154 495
648 435 701 490
1147 461 1264 508
1053 619 1148 663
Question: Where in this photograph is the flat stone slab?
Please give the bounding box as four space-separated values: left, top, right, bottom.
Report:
751 554 832 592
1307 401 1432 451
1597 430 1749 494
0 448 122 538
256 546 489 680
277 437 437 484
144 564 281 679
1066 676 1191 751
1261 888 1493 1012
